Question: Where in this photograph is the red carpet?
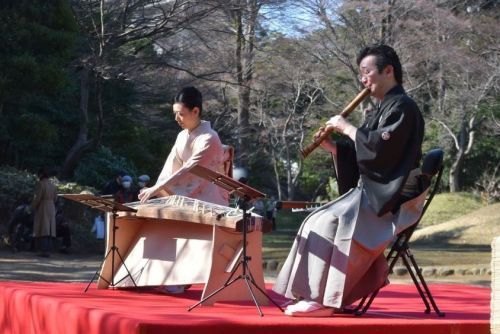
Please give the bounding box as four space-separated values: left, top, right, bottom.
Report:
0 281 490 334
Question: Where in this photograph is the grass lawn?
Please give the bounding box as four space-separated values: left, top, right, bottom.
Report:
419 192 483 227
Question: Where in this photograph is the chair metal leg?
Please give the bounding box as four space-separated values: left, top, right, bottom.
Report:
352 242 445 317
353 289 379 316
352 245 404 316
401 252 432 313
405 250 445 317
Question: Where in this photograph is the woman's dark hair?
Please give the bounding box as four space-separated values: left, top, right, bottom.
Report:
356 44 403 85
174 86 203 116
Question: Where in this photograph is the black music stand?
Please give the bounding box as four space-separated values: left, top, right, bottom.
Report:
186 164 284 316
60 194 138 292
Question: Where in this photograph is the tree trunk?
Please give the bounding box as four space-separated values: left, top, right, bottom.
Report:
271 148 283 200
233 1 259 169
449 148 464 192
380 0 395 44
449 116 477 192
95 77 104 145
284 110 295 201
234 8 245 166
286 170 294 200
237 85 251 166
60 67 92 179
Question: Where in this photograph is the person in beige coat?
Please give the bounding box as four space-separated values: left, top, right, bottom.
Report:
31 168 58 257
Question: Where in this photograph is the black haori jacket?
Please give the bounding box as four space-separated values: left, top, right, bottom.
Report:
334 85 424 216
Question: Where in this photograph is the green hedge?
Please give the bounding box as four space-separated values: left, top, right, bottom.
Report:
0 166 37 225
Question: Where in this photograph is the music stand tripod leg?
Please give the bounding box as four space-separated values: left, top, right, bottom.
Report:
84 246 112 292
242 272 264 316
244 261 284 311
187 260 244 311
84 208 137 292
188 200 283 316
109 245 138 287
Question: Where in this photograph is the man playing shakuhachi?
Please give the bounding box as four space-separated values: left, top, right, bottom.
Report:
273 44 427 317
138 86 228 207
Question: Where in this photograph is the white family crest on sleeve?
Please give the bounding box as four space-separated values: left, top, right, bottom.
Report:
381 131 391 140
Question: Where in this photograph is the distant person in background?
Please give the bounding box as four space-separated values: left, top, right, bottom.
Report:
233 167 248 185
55 201 72 254
114 175 135 203
8 202 34 252
252 199 265 216
137 174 150 189
92 213 105 240
102 171 125 196
91 213 105 253
265 197 277 231
133 174 150 201
31 168 58 257
230 167 249 208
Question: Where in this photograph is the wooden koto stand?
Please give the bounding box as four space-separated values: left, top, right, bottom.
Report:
63 191 270 306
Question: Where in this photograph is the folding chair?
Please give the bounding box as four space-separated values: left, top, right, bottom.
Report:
353 148 446 317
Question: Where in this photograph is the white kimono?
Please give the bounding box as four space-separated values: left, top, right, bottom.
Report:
155 120 228 206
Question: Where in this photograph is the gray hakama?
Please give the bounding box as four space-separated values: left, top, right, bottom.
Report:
273 186 426 308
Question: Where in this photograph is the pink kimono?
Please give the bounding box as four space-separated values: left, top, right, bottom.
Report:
155 121 228 206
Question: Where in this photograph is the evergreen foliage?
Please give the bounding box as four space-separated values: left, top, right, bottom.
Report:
0 0 77 170
74 146 138 191
0 166 37 222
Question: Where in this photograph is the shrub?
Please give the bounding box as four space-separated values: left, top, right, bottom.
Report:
73 145 137 190
0 166 37 225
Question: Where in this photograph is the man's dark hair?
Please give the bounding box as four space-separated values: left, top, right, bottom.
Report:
356 44 403 85
174 86 203 116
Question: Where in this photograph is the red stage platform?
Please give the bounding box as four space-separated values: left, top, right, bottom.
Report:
0 281 490 334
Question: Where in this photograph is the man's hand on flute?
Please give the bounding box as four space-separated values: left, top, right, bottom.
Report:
326 115 357 141
314 126 337 155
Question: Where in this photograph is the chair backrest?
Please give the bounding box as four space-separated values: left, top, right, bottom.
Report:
419 148 444 216
222 145 234 178
422 149 444 177
399 148 444 244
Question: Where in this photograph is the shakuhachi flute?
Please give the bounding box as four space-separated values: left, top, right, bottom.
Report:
300 88 371 159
